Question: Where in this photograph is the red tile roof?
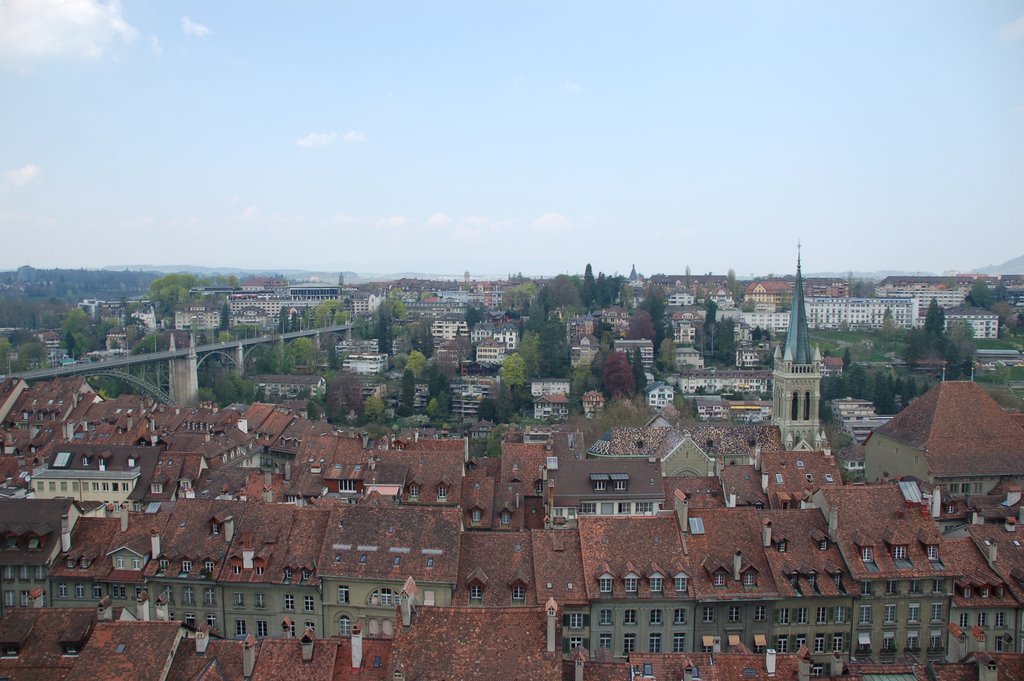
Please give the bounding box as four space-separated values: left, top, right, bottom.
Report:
64 621 184 681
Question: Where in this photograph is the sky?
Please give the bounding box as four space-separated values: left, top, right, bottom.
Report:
1 1 1023 279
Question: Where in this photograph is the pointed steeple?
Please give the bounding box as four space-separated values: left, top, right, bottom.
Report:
783 248 812 365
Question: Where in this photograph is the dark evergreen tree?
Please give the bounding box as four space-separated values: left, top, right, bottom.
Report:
631 348 647 392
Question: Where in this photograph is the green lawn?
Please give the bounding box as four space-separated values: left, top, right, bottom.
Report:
808 330 904 364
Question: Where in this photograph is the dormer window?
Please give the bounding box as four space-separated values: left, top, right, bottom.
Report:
594 480 607 491
66 558 76 568
284 568 293 582
624 575 638 593
807 573 817 590
777 540 787 552
212 524 220 536
302 569 311 580
599 576 612 593
861 547 873 562
981 587 989 598
964 586 972 598
181 560 192 574
436 484 447 501
27 537 40 550
204 561 214 573
82 456 90 467
713 572 726 587
2 644 20 658
818 539 829 551
650 576 663 593
675 574 688 592
471 509 481 523
535 480 544 496
743 571 757 586
614 479 627 491
500 511 511 526
927 545 939 562
893 545 907 560
408 485 419 500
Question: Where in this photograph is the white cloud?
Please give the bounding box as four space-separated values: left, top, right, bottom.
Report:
181 16 210 39
4 164 40 188
386 216 410 228
296 131 337 148
563 81 581 94
150 35 162 56
341 130 367 143
0 0 136 61
426 212 451 226
532 212 571 230
236 205 260 222
999 14 1024 41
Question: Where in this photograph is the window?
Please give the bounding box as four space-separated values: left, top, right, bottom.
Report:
255 593 266 609
235 619 247 636
569 613 583 629
713 572 726 587
437 484 447 501
931 603 943 622
58 583 67 598
116 557 125 569
111 584 126 599
834 606 846 623
860 581 872 596
816 607 827 625
996 612 1006 628
337 586 349 604
623 609 637 625
861 547 873 562
933 579 944 593
637 502 653 514
304 595 314 612
284 594 294 610
650 576 662 593
257 620 268 637
673 632 687 653
650 609 662 625
600 609 613 626
408 485 419 500
599 633 612 649
893 545 907 560
833 633 844 652
500 511 510 526
649 633 662 653
203 587 216 606
959 612 970 628
777 608 790 625
728 606 741 623
885 580 897 595
908 604 920 623
675 575 688 592
776 635 789 653
929 631 942 650
471 509 481 523
284 568 293 582
93 585 103 599
977 612 988 627
754 605 766 622
884 604 896 624
859 605 871 625
469 585 483 603
511 585 525 604
594 480 607 491
814 633 826 654
75 584 85 598
624 576 638 593
674 608 687 625
234 592 245 607
797 607 808 624
579 502 596 515
702 607 714 623
743 571 756 586
206 614 217 628
623 633 636 654
184 613 195 627
599 577 612 593
181 560 192 574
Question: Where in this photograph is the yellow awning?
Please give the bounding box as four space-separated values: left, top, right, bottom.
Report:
754 634 767 647
702 635 715 647
728 634 740 646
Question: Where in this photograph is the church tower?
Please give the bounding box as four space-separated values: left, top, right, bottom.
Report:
772 250 826 451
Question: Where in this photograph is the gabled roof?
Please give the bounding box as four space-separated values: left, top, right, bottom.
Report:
63 621 184 681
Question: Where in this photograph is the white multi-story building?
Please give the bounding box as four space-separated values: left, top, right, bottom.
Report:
644 382 674 411
741 311 790 334
613 339 654 369
431 315 469 340
945 307 1000 339
675 369 771 395
530 379 571 397
475 339 506 365
342 353 388 375
805 297 921 330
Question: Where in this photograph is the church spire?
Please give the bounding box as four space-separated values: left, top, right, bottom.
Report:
783 247 812 365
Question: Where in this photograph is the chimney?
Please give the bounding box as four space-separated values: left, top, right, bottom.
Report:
351 622 363 671
765 648 777 676
120 506 129 532
733 550 742 582
150 529 161 558
401 576 419 627
978 654 999 681
284 462 291 482
754 447 762 471
674 490 689 533
727 492 737 508
973 511 984 525
264 470 272 487
243 546 254 570
262 486 273 503
761 471 769 494
98 595 112 621
762 519 773 548
1007 486 1022 507
986 540 997 564
30 587 44 608
1005 518 1016 533
573 648 587 681
823 446 832 457
136 590 151 621
931 486 942 518
224 516 235 543
683 662 696 681
546 598 558 654
300 628 314 662
155 593 169 621
61 513 72 552
195 626 210 654
797 645 810 681
243 634 256 679
830 653 844 677
827 507 838 541
238 417 248 434
414 429 419 443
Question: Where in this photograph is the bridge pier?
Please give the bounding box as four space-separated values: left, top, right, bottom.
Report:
233 343 245 374
169 346 199 405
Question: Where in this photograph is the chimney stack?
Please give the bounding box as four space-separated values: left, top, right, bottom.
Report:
727 492 737 508
827 507 838 541
155 592 169 621
546 598 558 654
1005 518 1016 533
978 654 999 681
762 519 773 548
300 628 314 662
674 490 689 533
973 511 984 525
284 462 291 482
351 622 363 671
733 550 743 582
761 471 769 494
29 587 44 608
986 540 997 564
754 447 762 471
224 516 235 543
136 590 151 621
830 653 844 677
150 529 161 559
60 513 71 553
243 634 256 679
931 486 942 518
98 595 112 621
401 576 419 627
797 645 811 681
120 505 129 532
573 647 587 681
195 626 210 654
765 648 777 676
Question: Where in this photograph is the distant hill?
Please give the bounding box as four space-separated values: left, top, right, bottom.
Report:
974 254 1024 276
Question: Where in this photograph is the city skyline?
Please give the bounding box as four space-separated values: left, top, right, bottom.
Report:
2 1 1023 276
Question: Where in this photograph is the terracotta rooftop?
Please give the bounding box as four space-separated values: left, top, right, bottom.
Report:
0 607 96 681
63 621 184 681
454 531 536 606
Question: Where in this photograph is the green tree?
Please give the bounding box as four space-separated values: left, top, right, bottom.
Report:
311 300 342 327
967 281 993 309
923 299 945 341
407 350 427 378
364 395 386 422
465 305 486 330
582 263 597 310
401 369 416 414
426 397 440 418
518 332 541 378
219 302 230 331
657 339 676 373
500 353 528 389
149 273 205 318
631 349 647 392
287 337 320 370
842 347 851 369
